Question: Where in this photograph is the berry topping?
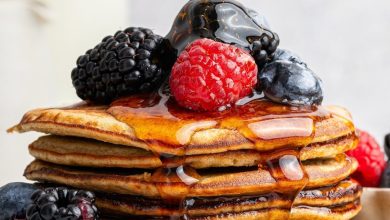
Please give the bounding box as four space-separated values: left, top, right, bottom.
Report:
169 38 258 111
72 27 166 104
163 0 279 70
249 33 280 69
346 130 386 187
384 133 390 158
26 187 98 220
0 182 39 220
380 133 390 187
258 49 323 106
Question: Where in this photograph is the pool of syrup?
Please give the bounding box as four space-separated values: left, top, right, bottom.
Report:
108 89 331 155
103 82 354 219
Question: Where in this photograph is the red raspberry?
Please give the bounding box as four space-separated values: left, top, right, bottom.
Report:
346 130 386 187
169 38 258 111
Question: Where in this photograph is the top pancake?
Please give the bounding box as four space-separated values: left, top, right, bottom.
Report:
9 103 355 155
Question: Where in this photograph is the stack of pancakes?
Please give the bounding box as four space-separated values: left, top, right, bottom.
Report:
9 101 362 220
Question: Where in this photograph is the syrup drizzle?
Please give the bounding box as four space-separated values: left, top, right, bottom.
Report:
264 149 309 219
108 89 330 155
104 83 345 219
104 1 350 218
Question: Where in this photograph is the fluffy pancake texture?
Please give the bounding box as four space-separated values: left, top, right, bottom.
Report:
24 155 357 198
29 135 357 169
29 135 162 169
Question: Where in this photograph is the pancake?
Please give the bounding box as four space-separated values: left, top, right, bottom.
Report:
29 135 162 169
24 155 357 198
95 179 361 219
9 103 355 155
291 201 361 220
10 100 360 218
29 135 358 169
100 199 361 220
101 200 361 220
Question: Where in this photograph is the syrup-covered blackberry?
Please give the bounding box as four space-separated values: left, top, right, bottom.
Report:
161 0 280 70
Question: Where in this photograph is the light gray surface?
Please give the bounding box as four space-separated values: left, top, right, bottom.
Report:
1 0 389 185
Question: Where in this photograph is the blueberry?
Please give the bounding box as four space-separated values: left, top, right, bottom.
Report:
384 133 390 158
381 162 390 188
259 49 323 106
0 182 39 220
273 49 306 66
380 134 390 188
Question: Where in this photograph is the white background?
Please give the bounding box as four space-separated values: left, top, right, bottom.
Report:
0 0 389 185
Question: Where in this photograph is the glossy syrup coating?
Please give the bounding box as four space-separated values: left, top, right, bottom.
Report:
108 89 329 154
161 0 279 69
259 49 324 106
106 86 343 218
103 2 347 218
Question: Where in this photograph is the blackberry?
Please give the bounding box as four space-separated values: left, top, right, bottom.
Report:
72 27 166 103
0 182 39 220
249 32 280 68
26 187 98 220
384 133 390 158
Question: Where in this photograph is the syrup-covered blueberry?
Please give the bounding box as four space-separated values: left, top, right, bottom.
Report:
272 49 306 65
258 49 323 106
384 133 390 158
380 133 390 188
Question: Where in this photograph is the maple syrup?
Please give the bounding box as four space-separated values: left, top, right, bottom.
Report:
264 149 309 219
104 1 352 218
108 88 330 155
104 81 349 219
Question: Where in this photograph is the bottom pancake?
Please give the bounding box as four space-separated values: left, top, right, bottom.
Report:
100 201 361 220
95 179 361 219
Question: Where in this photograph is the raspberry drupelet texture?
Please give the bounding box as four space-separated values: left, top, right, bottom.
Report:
170 38 258 111
346 130 386 187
